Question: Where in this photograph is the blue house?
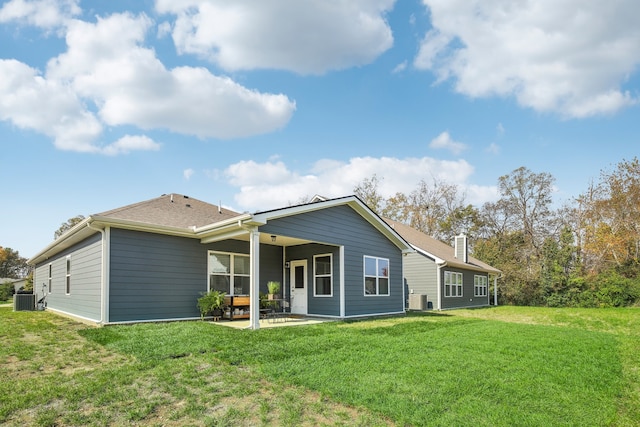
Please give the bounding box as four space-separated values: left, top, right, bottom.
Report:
29 194 413 328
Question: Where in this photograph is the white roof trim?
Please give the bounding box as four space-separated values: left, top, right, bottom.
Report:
252 196 413 252
29 195 414 265
411 244 445 264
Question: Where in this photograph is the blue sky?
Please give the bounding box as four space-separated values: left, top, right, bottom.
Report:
1 0 639 259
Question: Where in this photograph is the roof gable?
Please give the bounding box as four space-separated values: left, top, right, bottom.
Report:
253 195 413 252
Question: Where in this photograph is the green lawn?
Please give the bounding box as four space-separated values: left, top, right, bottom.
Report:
1 306 639 426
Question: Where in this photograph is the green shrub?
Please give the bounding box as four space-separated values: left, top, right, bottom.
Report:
196 290 226 319
0 282 14 302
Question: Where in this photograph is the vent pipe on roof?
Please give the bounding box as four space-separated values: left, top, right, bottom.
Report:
170 194 174 203
218 201 222 214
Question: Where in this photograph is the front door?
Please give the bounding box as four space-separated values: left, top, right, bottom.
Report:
289 260 307 315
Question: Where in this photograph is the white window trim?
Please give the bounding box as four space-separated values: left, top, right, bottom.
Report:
474 275 488 297
313 253 333 297
363 255 390 296
65 256 71 295
444 271 463 298
208 250 250 296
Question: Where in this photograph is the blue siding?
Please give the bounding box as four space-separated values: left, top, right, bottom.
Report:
108 229 283 322
109 229 205 322
34 233 102 321
286 244 340 316
260 205 404 317
440 267 490 309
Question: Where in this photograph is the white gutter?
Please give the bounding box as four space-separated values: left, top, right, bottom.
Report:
87 222 109 325
193 213 253 234
436 264 442 310
28 216 93 265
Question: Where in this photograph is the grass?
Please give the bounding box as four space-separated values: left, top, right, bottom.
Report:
1 306 639 426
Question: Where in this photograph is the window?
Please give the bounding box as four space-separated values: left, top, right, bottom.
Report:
48 263 52 293
364 256 389 296
314 254 332 296
444 271 463 297
474 275 488 297
208 251 250 295
65 256 71 295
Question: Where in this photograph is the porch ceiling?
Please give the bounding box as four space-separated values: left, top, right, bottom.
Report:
201 231 312 247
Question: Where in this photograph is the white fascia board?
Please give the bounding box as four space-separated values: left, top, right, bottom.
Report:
28 216 93 265
438 261 497 274
193 213 253 233
195 214 265 243
29 215 203 265
199 228 248 244
411 244 445 264
251 197 356 222
90 216 197 238
411 244 498 274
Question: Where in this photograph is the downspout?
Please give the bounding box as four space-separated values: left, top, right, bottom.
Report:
87 222 109 325
436 262 444 310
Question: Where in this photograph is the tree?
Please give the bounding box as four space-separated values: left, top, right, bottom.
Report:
353 174 385 213
540 226 577 300
54 215 86 240
579 158 640 275
381 177 467 243
476 167 557 306
497 166 555 252
439 204 483 248
0 247 29 278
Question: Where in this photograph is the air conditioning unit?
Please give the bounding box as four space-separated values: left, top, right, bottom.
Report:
408 294 427 311
14 293 35 311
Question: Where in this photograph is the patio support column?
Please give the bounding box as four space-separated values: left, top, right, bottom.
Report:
249 227 261 330
339 246 345 318
493 275 498 306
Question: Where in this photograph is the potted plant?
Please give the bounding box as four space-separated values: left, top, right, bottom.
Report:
267 281 281 300
197 290 226 320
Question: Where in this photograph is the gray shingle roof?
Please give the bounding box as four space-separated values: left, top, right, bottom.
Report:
97 193 242 229
383 218 501 274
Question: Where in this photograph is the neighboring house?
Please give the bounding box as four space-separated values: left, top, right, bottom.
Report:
384 219 501 310
11 278 28 293
0 277 27 293
28 194 413 328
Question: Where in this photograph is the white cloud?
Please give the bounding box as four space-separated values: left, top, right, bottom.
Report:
415 0 640 118
429 131 467 155
0 59 102 152
0 0 80 29
0 12 296 154
155 0 396 74
157 21 172 38
183 168 195 180
496 123 505 136
102 135 161 156
392 60 408 73
224 155 496 210
486 143 500 155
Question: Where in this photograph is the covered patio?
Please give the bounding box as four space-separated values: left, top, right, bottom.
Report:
213 316 334 329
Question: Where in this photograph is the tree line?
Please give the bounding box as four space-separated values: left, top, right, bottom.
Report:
354 158 640 308
4 160 639 307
